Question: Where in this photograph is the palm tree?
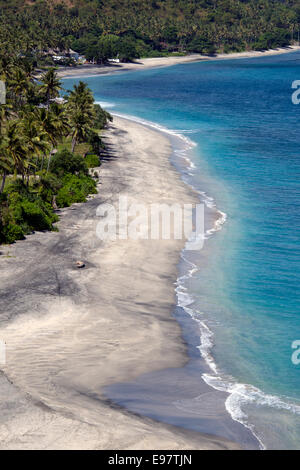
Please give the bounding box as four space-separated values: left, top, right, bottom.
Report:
20 114 50 181
39 68 62 108
49 102 70 140
33 103 69 171
0 103 13 135
4 120 30 180
0 103 13 193
66 82 95 153
67 81 94 109
0 55 14 81
45 102 69 171
8 67 31 108
20 59 36 81
69 108 94 153
0 143 11 194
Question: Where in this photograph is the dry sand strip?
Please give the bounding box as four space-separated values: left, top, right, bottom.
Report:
0 117 240 450
57 45 300 78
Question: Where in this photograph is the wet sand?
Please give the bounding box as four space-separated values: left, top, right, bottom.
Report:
57 46 300 78
0 117 252 449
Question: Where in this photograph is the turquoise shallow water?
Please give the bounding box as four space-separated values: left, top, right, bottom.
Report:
63 52 300 449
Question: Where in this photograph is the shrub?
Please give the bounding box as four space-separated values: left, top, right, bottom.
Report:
1 223 24 244
94 104 112 129
56 184 85 207
88 130 103 154
49 149 88 177
56 174 97 208
0 186 59 244
38 173 63 203
4 179 30 198
0 150 98 245
187 36 216 55
20 199 55 231
253 29 290 51
85 154 100 168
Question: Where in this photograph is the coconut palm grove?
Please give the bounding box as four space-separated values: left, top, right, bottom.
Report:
0 0 299 244
1 0 300 58
0 65 112 244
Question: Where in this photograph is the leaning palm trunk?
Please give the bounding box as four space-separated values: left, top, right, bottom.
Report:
40 154 45 171
46 90 50 110
46 146 54 173
0 170 6 193
71 136 77 153
34 155 39 175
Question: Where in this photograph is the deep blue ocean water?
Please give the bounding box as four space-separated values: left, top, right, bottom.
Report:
63 52 300 449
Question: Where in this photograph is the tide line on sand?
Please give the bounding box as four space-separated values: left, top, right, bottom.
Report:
0 116 242 450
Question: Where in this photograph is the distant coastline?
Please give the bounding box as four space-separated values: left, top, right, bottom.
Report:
57 45 300 78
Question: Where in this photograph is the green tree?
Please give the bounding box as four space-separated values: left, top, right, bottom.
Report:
3 120 30 180
39 68 62 108
34 103 70 171
8 67 31 108
20 113 50 179
66 82 95 153
0 142 12 193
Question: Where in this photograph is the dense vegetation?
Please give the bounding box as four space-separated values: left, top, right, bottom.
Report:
0 0 298 244
0 63 112 244
0 0 299 64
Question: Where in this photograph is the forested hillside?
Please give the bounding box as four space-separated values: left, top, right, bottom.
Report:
0 0 299 62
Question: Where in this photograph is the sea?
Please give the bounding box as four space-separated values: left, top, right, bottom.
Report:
63 51 300 449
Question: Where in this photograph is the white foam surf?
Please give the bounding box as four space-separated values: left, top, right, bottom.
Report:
177 232 300 451
95 100 116 109
112 112 197 174
113 112 300 449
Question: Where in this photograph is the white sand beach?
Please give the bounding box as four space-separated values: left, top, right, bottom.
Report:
0 117 244 450
57 45 300 78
